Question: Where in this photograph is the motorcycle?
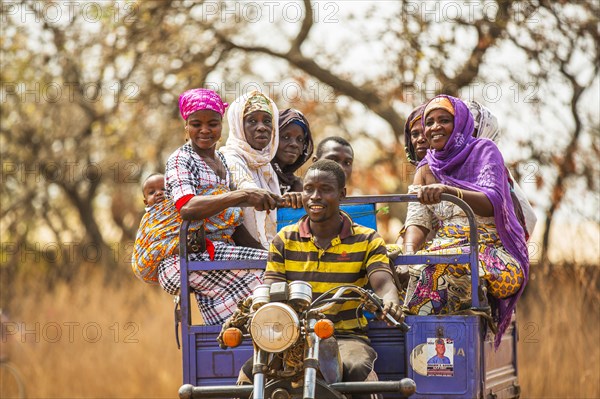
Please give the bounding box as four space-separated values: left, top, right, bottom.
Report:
178 194 520 399
180 281 416 399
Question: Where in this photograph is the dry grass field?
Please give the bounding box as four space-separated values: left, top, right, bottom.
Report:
2 263 599 398
516 263 600 398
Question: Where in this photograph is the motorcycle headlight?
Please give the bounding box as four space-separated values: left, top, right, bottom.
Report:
250 303 300 353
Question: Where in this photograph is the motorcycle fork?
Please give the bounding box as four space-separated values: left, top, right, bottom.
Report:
252 348 269 399
303 318 320 399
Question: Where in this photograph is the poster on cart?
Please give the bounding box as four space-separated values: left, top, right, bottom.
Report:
426 337 454 377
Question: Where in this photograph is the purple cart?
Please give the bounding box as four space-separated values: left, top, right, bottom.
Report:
177 194 520 399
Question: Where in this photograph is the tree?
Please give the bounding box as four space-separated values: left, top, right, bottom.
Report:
1 0 597 300
204 0 599 257
504 1 599 262
1 1 234 290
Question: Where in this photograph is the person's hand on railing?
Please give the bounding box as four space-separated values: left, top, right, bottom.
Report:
281 192 303 209
240 188 281 211
387 245 403 261
415 183 449 204
187 229 207 253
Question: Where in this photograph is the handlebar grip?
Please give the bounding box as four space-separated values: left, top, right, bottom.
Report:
384 312 410 333
367 291 410 333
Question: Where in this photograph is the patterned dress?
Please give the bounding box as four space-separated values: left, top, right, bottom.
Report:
403 185 525 315
132 199 199 284
159 143 267 325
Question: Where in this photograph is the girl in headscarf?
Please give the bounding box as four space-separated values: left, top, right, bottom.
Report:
221 91 302 250
155 88 281 326
271 108 314 193
402 95 529 347
391 103 433 252
404 104 428 165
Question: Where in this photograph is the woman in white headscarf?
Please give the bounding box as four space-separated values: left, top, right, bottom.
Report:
468 101 537 239
221 91 301 249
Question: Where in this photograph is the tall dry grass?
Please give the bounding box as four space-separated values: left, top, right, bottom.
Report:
3 270 181 398
517 263 600 398
2 264 599 398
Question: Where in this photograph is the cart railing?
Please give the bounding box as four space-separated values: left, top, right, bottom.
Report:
178 193 481 332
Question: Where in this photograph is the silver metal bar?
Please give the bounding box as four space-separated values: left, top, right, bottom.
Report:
178 383 252 398
252 349 268 399
303 319 320 399
311 286 365 313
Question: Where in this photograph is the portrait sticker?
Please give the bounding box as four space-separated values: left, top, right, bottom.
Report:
426 337 454 377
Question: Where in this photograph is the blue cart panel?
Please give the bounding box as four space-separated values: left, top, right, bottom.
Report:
181 317 518 399
405 315 519 398
277 203 378 231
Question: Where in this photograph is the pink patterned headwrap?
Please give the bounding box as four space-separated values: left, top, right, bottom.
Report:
178 88 228 120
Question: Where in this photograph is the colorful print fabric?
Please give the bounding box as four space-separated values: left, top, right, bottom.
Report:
132 198 197 284
404 223 524 315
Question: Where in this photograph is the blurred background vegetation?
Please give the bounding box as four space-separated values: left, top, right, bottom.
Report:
1 1 598 397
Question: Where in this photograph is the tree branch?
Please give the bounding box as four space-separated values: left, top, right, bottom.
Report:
212 30 405 139
291 0 314 53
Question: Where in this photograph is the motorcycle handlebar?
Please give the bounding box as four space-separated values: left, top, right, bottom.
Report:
311 285 366 313
310 285 410 333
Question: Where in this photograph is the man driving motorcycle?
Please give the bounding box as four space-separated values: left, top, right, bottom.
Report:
238 159 403 399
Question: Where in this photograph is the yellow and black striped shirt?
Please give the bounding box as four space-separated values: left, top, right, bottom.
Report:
265 212 392 334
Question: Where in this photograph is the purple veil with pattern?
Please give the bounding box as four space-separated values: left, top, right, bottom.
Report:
418 95 529 347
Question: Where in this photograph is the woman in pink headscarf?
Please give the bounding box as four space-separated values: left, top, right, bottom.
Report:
155 88 282 325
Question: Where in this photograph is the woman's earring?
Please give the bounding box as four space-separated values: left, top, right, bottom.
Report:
184 126 189 141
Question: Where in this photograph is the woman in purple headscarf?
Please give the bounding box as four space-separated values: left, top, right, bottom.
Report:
156 88 283 326
402 95 529 346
